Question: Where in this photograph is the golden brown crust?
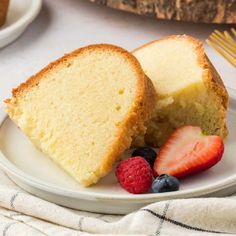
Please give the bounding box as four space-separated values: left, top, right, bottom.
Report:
0 0 9 27
6 44 156 186
133 35 229 139
183 35 228 110
186 36 229 138
8 45 137 99
204 56 228 111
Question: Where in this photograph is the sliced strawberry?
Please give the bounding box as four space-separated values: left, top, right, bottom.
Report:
153 126 224 178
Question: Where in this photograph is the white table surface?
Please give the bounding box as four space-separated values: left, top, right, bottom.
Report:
0 0 235 106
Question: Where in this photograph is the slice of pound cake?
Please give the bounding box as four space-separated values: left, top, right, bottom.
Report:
5 44 156 186
133 35 228 147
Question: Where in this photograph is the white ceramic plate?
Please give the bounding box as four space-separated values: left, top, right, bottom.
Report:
227 87 236 101
0 97 236 214
0 0 42 48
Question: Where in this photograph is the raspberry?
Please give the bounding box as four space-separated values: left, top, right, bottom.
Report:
115 157 153 194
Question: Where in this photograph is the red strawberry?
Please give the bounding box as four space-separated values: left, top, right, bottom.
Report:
153 126 224 178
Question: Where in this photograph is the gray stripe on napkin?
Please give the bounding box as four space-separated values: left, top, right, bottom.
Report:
9 212 22 218
10 192 20 210
78 217 84 231
3 222 17 236
95 214 109 222
156 201 170 235
141 208 223 234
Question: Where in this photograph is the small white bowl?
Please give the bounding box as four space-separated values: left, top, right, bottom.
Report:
0 0 42 48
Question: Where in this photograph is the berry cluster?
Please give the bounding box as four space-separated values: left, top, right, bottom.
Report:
116 147 180 194
115 126 224 194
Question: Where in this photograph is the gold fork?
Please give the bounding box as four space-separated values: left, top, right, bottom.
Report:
206 28 236 67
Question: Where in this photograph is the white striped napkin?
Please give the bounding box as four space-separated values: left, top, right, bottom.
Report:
0 170 235 236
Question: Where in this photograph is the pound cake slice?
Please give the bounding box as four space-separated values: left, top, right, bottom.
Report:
5 44 155 186
133 35 228 147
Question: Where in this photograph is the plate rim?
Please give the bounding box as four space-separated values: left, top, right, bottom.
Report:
0 96 236 202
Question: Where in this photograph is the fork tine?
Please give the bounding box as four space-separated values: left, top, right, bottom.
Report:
211 33 236 53
206 39 236 67
213 30 236 48
214 30 227 40
231 28 236 37
210 37 236 59
212 30 236 47
207 29 236 67
223 30 236 46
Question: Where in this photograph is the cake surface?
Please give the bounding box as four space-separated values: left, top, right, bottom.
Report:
133 35 228 147
5 44 156 186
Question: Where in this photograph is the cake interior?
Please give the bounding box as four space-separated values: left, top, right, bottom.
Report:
135 39 203 95
7 49 141 186
134 38 227 147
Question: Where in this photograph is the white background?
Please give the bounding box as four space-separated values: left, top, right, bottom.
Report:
0 0 235 107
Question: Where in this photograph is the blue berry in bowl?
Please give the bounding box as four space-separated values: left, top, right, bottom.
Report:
152 174 180 193
132 147 157 167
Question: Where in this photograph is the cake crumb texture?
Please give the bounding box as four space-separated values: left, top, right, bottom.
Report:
133 35 228 147
5 44 156 186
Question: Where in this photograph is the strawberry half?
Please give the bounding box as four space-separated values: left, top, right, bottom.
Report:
153 126 224 178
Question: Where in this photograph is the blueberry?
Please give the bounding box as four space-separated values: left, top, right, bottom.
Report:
152 174 180 193
132 147 157 167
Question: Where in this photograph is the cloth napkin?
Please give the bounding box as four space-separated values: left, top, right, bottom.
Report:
0 170 236 236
